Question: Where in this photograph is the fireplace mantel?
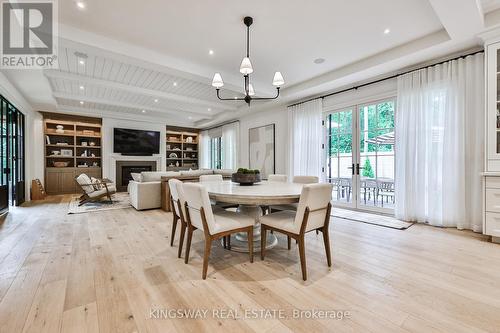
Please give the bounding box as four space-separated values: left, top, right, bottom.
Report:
108 155 162 184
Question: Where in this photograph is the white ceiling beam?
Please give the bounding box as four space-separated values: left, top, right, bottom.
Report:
428 0 484 39
52 92 211 119
57 26 273 95
44 69 236 112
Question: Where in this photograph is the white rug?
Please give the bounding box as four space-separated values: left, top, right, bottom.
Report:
68 192 132 214
332 208 413 230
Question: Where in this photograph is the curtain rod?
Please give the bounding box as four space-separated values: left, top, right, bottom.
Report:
202 119 240 131
287 49 484 108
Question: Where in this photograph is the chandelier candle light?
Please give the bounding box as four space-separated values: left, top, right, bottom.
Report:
212 16 284 106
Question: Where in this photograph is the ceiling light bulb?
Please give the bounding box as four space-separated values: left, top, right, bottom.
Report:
272 72 284 87
211 73 224 88
79 101 84 105
248 84 255 96
154 99 159 103
188 116 193 120
76 1 86 10
239 57 253 75
142 110 146 113
79 59 85 65
208 108 212 112
209 50 214 55
79 85 84 90
384 28 390 34
173 82 177 86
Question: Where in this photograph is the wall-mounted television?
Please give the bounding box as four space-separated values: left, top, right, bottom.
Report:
113 128 160 156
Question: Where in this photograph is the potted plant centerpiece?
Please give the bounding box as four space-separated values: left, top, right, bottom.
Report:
231 168 261 186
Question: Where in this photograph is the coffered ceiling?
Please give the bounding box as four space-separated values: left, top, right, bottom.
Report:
2 0 500 127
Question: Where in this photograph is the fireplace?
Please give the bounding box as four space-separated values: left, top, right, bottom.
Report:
116 160 157 192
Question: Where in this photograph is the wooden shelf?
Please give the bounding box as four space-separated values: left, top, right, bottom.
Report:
76 157 101 159
46 144 75 147
76 145 101 148
45 132 75 137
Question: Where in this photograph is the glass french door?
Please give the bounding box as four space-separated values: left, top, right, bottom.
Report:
0 95 25 212
325 99 395 213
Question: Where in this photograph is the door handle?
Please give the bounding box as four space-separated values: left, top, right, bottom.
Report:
347 164 355 175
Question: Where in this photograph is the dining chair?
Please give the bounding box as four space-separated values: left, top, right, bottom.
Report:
268 174 287 182
199 174 224 182
168 179 188 258
270 175 319 212
181 182 255 279
260 183 333 281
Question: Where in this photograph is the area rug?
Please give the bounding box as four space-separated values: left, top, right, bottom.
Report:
68 192 132 214
332 208 413 230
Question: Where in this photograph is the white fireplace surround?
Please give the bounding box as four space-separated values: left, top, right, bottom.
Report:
109 155 162 184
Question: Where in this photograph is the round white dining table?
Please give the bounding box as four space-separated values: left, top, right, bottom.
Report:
202 180 303 252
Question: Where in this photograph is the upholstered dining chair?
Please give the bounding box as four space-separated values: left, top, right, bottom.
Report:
260 183 333 281
181 183 255 279
199 174 224 182
270 175 319 213
268 174 288 182
168 179 186 258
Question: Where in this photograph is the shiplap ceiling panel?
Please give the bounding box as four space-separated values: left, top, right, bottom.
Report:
46 44 245 123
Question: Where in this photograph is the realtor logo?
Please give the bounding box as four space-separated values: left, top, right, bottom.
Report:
1 0 58 68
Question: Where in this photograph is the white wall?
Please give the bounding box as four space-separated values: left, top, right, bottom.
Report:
238 106 288 174
101 117 166 182
0 72 44 201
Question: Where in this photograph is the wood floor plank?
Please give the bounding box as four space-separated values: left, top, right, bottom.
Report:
0 195 499 333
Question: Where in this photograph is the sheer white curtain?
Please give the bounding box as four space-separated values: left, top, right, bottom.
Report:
287 99 323 179
222 122 239 170
395 54 484 231
199 130 210 169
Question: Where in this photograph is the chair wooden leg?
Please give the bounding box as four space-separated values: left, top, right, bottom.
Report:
170 215 178 246
287 236 291 250
223 236 227 249
227 234 231 250
261 226 267 260
247 228 254 263
322 228 332 267
184 227 194 264
177 222 186 258
298 235 307 281
202 238 212 280
316 230 319 235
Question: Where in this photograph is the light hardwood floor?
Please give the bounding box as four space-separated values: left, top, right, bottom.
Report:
1 195 500 333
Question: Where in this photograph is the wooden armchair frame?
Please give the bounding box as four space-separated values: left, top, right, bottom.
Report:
75 176 115 206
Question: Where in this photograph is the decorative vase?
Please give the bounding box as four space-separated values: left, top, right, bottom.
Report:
55 125 64 134
231 172 261 186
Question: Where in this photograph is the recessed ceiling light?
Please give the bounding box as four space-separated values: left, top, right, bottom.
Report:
173 82 177 86
154 98 159 103
142 109 146 113
188 116 193 120
79 101 84 105
384 28 390 35
76 1 86 10
79 59 85 65
313 58 325 64
79 85 84 90
208 108 211 112
209 50 214 55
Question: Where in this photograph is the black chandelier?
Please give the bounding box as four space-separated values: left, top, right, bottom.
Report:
212 16 284 106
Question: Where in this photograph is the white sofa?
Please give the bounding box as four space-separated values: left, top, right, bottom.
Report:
128 169 233 210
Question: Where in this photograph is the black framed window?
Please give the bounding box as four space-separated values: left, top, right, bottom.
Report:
0 94 25 209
